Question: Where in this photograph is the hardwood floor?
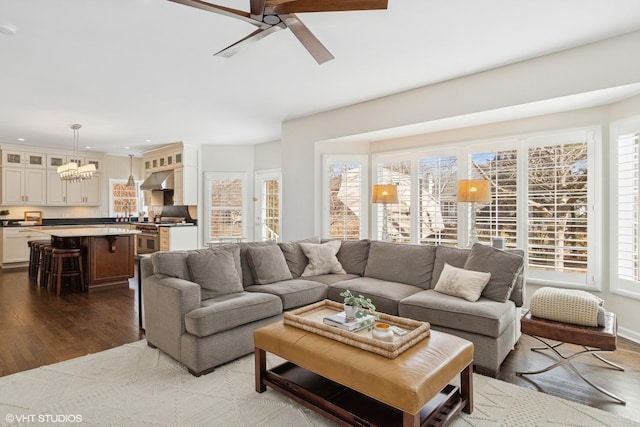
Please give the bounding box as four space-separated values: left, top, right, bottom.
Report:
1 266 639 422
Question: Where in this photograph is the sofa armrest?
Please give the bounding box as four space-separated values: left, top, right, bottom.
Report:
142 275 201 361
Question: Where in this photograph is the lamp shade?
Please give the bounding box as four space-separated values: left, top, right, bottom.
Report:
371 184 399 204
457 179 491 203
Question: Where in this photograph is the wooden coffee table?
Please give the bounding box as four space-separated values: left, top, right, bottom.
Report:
254 321 474 427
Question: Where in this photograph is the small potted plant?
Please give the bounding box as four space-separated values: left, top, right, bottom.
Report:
339 290 378 329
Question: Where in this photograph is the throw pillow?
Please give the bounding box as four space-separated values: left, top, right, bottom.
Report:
186 247 243 300
430 245 471 288
246 245 293 285
151 251 191 281
323 239 370 276
434 263 491 302
238 241 276 286
464 243 525 303
278 237 321 277
299 240 346 276
364 241 435 289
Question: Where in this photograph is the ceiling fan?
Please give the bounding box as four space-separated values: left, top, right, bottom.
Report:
169 0 388 64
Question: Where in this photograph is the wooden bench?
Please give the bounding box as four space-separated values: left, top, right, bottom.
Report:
517 310 625 404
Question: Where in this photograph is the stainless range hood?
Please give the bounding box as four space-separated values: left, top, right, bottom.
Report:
140 170 174 191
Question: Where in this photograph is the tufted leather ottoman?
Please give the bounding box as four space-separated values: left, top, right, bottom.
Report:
254 321 474 426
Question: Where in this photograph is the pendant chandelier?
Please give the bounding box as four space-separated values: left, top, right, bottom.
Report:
57 124 96 181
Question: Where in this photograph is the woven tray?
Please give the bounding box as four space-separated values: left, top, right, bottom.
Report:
283 300 430 359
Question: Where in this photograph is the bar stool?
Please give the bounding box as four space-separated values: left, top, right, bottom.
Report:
28 239 51 281
39 245 54 289
50 248 84 296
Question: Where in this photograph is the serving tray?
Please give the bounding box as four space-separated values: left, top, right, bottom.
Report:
283 299 430 359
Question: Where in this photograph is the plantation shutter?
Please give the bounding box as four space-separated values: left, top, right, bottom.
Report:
615 131 640 285
418 155 457 246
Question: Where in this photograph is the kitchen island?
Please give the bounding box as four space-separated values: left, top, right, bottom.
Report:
32 227 140 291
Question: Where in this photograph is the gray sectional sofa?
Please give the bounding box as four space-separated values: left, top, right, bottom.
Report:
141 238 525 377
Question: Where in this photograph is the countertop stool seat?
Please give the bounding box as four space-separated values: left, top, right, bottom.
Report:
516 310 625 405
50 248 85 296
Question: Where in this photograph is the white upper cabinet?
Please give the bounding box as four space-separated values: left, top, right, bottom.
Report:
3 150 46 168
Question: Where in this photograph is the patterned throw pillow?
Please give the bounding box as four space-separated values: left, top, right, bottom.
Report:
433 262 491 302
299 240 346 276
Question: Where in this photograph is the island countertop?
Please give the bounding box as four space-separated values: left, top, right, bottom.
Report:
27 227 140 237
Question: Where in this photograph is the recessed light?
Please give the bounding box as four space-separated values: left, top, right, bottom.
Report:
17 138 24 141
124 146 130 150
145 139 151 143
84 146 92 149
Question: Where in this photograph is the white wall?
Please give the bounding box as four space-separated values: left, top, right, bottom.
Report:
254 140 282 171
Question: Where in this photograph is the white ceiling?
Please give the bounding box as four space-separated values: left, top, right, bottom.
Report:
2 0 640 156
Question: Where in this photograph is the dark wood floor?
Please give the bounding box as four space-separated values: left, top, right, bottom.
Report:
1 266 639 422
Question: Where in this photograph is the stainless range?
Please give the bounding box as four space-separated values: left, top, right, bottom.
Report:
135 223 160 254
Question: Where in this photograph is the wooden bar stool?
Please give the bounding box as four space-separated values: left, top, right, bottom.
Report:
50 248 85 296
40 245 54 289
28 239 51 281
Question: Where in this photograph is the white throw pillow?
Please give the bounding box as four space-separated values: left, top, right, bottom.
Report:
434 262 491 302
299 240 347 276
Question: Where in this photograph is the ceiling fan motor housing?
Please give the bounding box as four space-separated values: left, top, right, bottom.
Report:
263 14 280 25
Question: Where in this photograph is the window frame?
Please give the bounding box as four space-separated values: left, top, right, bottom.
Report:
322 154 369 240
108 179 143 218
610 117 640 301
203 171 248 242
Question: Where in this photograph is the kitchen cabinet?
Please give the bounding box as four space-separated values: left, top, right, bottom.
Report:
2 150 45 168
1 227 50 266
159 225 198 251
66 173 102 205
47 171 101 205
1 167 47 205
173 166 198 206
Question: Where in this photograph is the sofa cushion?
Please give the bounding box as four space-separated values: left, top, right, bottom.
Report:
301 273 359 285
300 240 346 276
464 243 525 303
278 236 321 277
245 279 328 310
323 239 370 276
430 246 471 288
364 241 435 289
399 289 516 338
186 247 243 300
238 241 276 287
246 245 293 285
327 277 424 315
184 291 282 337
151 251 191 281
433 263 491 302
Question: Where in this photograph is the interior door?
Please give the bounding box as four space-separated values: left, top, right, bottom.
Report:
254 170 282 242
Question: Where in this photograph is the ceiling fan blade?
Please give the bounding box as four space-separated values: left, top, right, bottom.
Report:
214 24 284 58
168 0 261 26
250 0 266 21
266 0 387 15
281 14 334 64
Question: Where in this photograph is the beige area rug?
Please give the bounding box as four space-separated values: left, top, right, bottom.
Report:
0 340 637 427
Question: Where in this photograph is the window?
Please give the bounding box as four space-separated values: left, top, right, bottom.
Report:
109 179 142 218
370 127 598 288
204 172 246 241
418 154 457 245
471 148 518 249
255 170 281 241
374 159 412 243
611 119 640 299
526 132 594 287
322 155 368 240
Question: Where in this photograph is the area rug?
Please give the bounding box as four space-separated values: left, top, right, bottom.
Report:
0 340 637 426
